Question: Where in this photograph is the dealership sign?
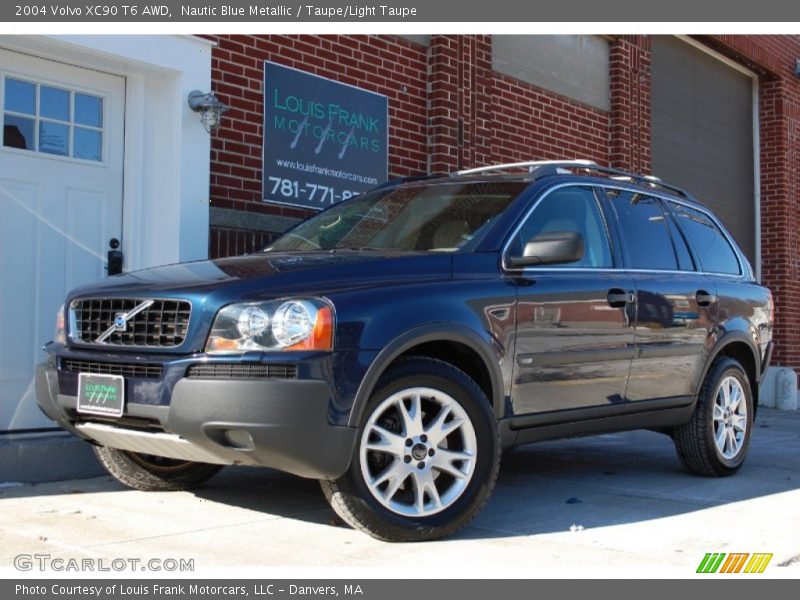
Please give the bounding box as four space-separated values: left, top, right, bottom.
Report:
262 62 388 210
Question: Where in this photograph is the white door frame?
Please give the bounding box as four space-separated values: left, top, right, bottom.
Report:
0 34 213 272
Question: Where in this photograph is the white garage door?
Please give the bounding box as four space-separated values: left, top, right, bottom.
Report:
0 49 125 432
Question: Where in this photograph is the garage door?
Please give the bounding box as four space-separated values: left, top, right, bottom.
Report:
651 36 756 267
0 49 125 432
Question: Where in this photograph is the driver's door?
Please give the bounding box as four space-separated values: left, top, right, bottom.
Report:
507 186 636 416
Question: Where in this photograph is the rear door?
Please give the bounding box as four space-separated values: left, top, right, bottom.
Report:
603 188 717 402
668 200 751 365
508 185 635 415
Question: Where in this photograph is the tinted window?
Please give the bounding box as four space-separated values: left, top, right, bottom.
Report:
268 181 527 252
671 203 741 275
606 190 678 270
512 186 613 268
665 212 696 271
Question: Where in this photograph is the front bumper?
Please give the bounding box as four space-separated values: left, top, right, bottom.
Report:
35 357 358 480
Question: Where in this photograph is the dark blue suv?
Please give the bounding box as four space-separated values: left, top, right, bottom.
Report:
36 160 773 542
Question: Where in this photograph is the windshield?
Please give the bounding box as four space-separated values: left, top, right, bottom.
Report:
266 180 527 252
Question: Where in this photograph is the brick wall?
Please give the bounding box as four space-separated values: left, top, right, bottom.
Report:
205 34 617 251
702 35 800 369
428 36 495 172
491 72 609 165
204 33 800 371
609 36 651 173
204 34 429 236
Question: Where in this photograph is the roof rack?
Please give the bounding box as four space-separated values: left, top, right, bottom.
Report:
456 160 597 176
454 160 696 202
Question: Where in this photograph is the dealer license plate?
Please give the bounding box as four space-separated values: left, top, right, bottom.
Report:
77 373 125 418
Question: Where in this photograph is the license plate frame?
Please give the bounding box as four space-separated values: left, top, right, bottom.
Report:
77 373 125 418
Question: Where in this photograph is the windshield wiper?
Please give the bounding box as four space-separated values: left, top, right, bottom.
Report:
334 246 414 252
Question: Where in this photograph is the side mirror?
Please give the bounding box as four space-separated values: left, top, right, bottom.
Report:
507 231 584 268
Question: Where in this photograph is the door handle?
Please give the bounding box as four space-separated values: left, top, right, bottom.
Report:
107 238 123 276
696 290 716 307
607 289 635 308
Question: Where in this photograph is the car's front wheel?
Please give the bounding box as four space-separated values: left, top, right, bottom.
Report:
321 357 500 542
93 446 223 491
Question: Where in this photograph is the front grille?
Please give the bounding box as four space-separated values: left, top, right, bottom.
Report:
186 363 298 380
71 298 191 347
61 359 164 380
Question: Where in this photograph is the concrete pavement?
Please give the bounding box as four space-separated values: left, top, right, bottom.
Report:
1 407 799 576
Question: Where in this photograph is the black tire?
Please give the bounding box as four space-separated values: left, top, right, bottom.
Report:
321 357 500 542
673 357 754 477
93 445 223 491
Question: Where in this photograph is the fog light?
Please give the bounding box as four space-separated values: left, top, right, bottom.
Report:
224 429 254 450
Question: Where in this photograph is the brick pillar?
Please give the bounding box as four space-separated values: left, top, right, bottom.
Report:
609 36 651 173
428 35 493 174
759 78 800 370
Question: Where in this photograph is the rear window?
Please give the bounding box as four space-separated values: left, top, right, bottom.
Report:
670 203 741 275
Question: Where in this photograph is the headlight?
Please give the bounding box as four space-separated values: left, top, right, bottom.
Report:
54 304 66 344
206 298 333 354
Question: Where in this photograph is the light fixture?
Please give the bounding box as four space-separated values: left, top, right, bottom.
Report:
187 90 229 134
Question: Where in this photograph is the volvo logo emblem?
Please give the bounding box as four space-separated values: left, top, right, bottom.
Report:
95 299 155 343
113 314 127 331
411 443 428 461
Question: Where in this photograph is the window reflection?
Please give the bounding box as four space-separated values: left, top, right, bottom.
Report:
3 114 34 150
2 77 104 162
40 86 70 122
39 121 69 156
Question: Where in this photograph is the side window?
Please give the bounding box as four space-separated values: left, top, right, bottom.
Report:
671 203 741 275
664 212 696 271
511 186 613 268
606 190 679 270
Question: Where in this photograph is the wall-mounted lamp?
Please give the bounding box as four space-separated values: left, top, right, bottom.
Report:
188 90 229 134
795 59 800 78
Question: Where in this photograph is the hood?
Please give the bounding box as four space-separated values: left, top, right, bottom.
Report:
67 250 453 302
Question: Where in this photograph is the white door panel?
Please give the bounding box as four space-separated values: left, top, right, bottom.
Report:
0 49 124 431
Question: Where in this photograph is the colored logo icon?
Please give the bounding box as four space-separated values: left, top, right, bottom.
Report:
697 552 773 574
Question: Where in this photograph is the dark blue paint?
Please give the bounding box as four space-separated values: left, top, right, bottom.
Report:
49 173 773 430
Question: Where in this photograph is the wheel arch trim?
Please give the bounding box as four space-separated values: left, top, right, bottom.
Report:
348 324 505 427
696 331 761 399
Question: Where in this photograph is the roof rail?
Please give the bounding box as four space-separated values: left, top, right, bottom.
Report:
455 160 696 201
585 165 696 201
455 160 598 176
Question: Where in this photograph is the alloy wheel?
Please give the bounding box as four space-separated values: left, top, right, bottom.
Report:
359 386 477 517
712 375 748 460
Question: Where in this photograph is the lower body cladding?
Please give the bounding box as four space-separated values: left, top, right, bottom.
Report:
35 364 357 479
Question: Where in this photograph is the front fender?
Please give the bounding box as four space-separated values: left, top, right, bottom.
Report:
347 323 506 427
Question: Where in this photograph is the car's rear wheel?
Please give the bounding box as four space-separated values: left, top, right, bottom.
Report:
673 357 753 476
320 357 500 542
93 445 223 491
